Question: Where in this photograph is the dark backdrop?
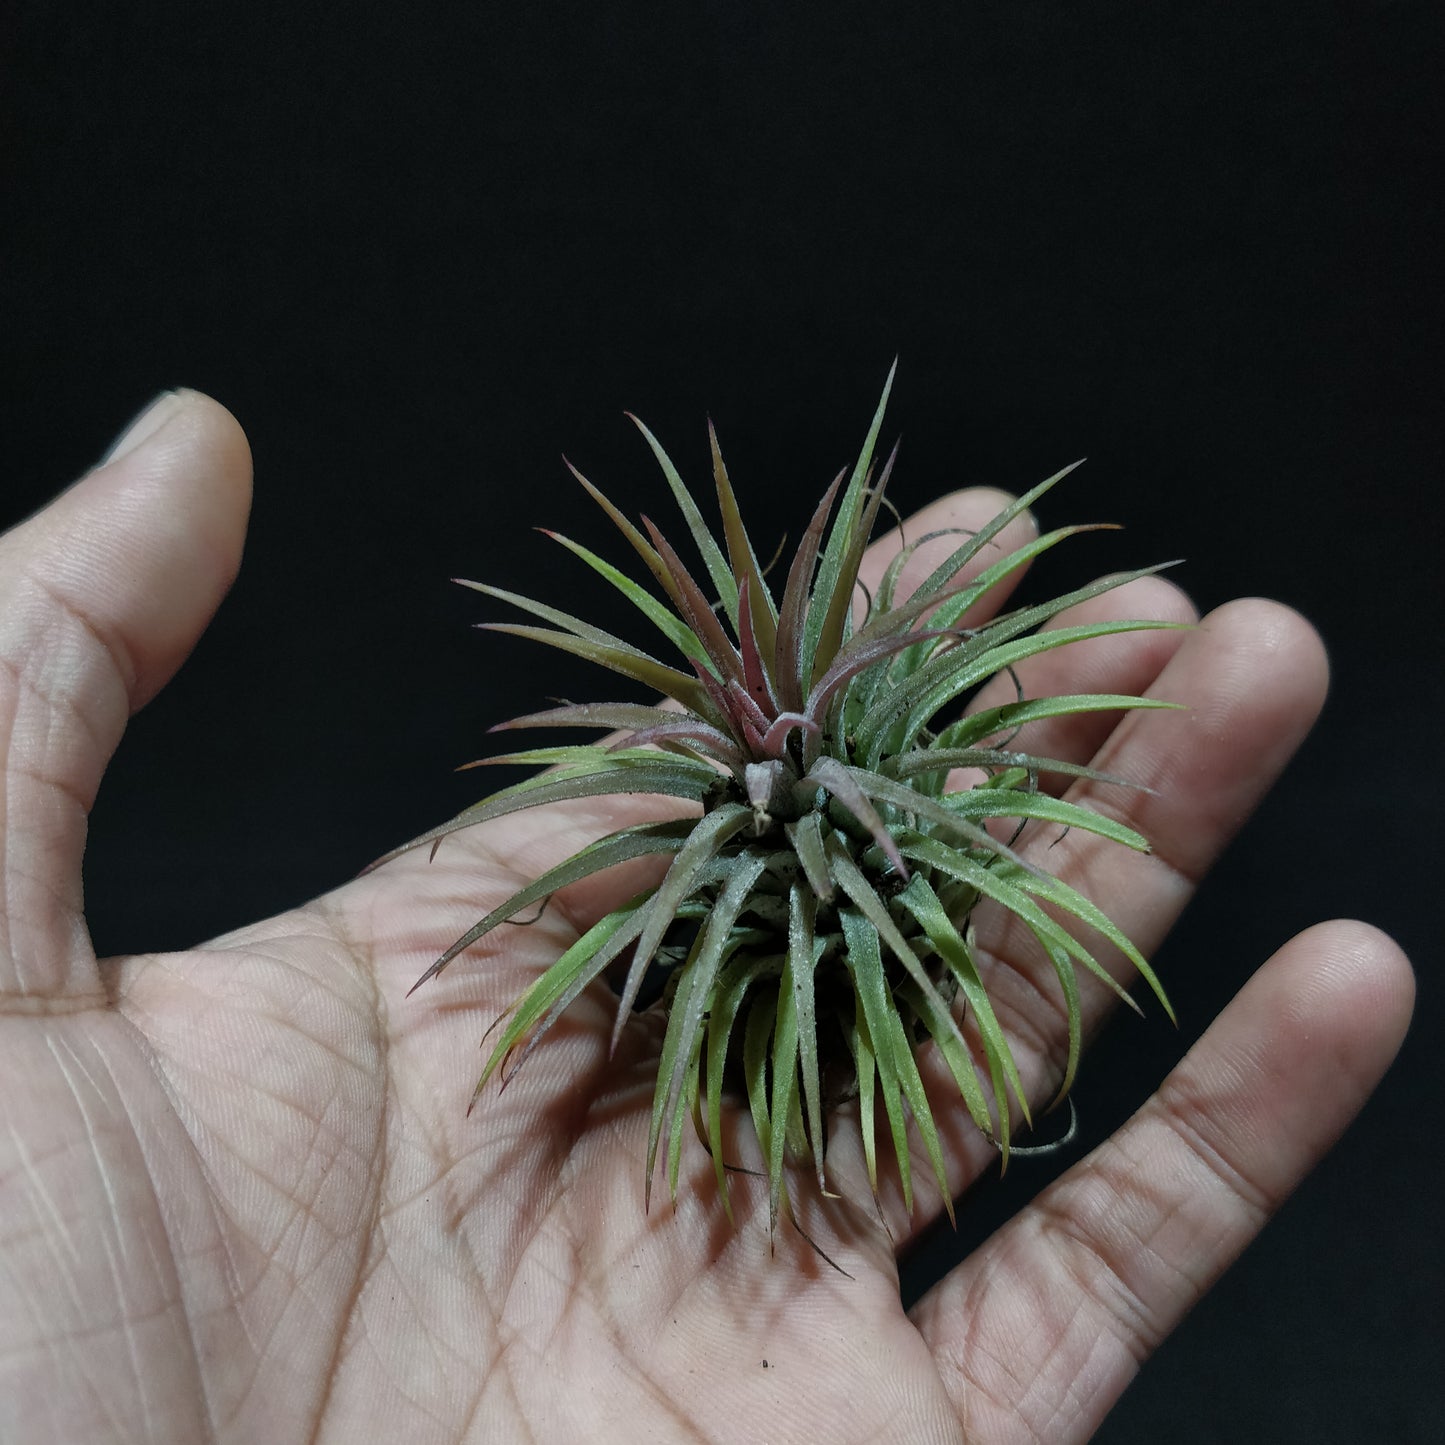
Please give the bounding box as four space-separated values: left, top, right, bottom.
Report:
4 4 1441 1440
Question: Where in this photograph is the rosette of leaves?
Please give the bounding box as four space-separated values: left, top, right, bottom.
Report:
389 367 1178 1234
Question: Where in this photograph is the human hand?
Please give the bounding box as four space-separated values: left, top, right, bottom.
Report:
0 390 1413 1443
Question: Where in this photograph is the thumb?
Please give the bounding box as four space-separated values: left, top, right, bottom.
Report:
0 389 252 1002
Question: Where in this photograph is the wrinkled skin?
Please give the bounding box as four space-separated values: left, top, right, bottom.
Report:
0 391 1413 1443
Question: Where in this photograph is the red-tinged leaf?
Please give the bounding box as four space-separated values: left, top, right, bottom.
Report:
709 419 778 667
690 656 749 741
803 623 962 726
642 518 745 686
609 719 744 769
759 711 820 756
775 468 845 712
479 622 715 719
568 459 685 611
490 701 684 734
725 674 774 739
736 577 779 716
734 709 767 757
540 528 712 668
802 756 908 878
458 578 634 651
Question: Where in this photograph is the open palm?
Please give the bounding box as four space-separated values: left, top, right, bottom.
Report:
1 391 1412 1444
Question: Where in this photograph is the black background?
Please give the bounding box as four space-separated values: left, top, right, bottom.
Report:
4 3 1441 1440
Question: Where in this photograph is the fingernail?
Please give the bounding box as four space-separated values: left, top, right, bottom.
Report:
100 390 186 465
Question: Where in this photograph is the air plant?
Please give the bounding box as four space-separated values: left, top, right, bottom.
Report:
385 365 1179 1234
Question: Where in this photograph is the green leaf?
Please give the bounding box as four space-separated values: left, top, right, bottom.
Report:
885 744 1154 796
832 763 1041 872
665 1040 699 1203
902 524 1118 643
706 953 781 1217
938 789 1152 853
408 818 694 992
370 754 715 872
897 832 1171 1026
462 577 695 673
473 899 649 1101
785 812 835 902
460 743 713 772
937 693 1182 751
858 618 1187 765
894 976 996 1142
808 438 899 694
844 994 880 1194
839 908 914 1211
826 836 968 1053
647 851 770 1204
1004 861 1175 1022
898 874 1032 1151
909 459 1087 605
787 884 827 1192
768 937 801 1231
612 802 757 1042
802 361 897 688
743 985 779 1185
848 524 1105 667
880 998 955 1223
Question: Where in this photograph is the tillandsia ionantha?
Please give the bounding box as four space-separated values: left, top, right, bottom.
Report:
381 364 1180 1236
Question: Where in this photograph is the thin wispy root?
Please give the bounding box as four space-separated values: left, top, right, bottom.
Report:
386 364 1181 1236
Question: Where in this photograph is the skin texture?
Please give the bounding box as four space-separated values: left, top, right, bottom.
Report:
0 390 1414 1444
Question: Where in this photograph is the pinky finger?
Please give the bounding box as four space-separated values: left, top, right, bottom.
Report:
910 920 1414 1445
